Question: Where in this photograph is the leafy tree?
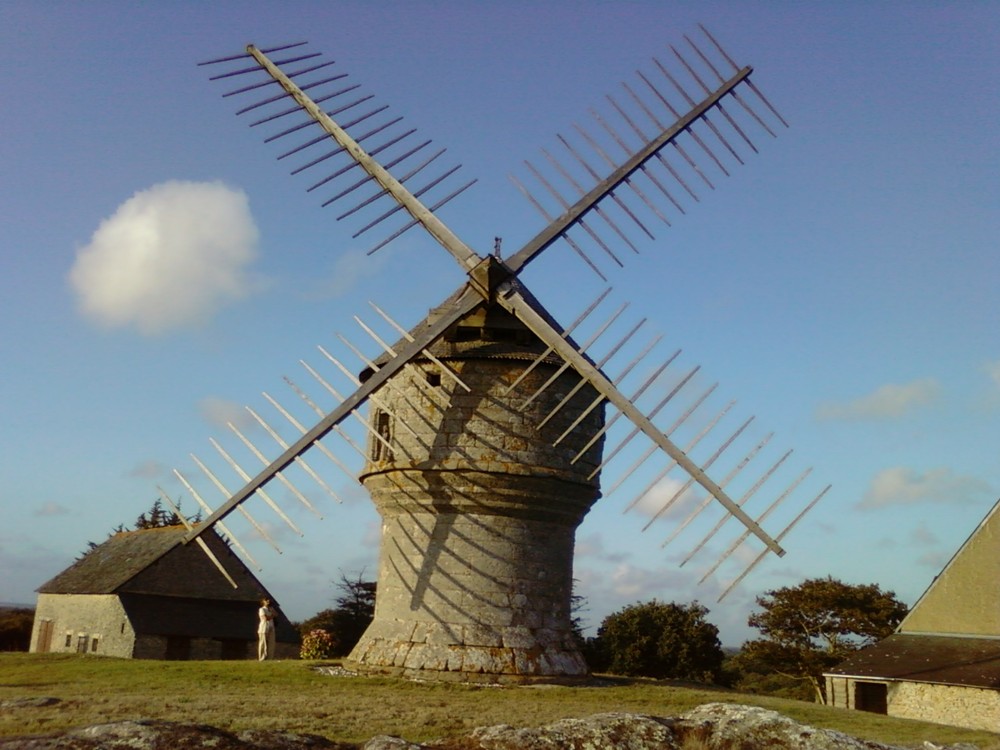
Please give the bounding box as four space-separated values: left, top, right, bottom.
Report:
0 607 34 651
298 571 376 657
591 600 726 683
738 576 908 703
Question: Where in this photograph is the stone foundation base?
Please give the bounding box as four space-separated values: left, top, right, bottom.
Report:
344 619 588 684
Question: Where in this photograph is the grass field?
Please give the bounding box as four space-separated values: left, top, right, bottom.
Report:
1 654 998 747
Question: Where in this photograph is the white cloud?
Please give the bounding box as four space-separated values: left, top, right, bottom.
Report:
859 466 992 510
909 523 938 546
33 501 70 517
916 551 949 569
987 361 1000 390
628 476 699 523
606 562 693 600
127 459 165 480
198 396 259 433
69 180 261 334
312 246 391 299
575 533 628 563
816 378 940 421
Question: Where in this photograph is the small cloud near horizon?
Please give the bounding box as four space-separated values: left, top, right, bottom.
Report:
858 466 991 510
816 378 940 421
69 180 262 335
33 501 71 518
127 459 165 480
575 533 628 563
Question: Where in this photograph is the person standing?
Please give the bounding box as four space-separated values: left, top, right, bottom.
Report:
257 598 276 660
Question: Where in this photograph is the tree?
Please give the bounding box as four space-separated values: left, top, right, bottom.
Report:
591 600 726 683
738 576 908 703
134 498 182 529
0 607 34 651
298 571 376 657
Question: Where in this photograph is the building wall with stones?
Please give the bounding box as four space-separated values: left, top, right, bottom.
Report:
890 681 1000 732
30 593 136 657
347 334 605 682
32 527 299 661
826 498 1000 731
826 675 1000 733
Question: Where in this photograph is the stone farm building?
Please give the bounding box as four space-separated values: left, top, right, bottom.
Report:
30 526 298 660
825 496 1000 732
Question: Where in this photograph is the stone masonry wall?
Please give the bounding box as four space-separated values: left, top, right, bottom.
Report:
827 674 1000 733
30 593 135 658
888 680 1000 733
348 353 604 682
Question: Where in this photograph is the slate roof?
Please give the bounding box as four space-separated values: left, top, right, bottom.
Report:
826 633 1000 689
38 527 186 594
37 526 267 603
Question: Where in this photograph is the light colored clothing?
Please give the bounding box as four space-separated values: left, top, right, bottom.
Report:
257 605 276 660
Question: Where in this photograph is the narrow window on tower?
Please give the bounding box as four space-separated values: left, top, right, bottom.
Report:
371 409 394 462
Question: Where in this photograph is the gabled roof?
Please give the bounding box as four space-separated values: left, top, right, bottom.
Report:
37 526 268 603
826 633 1000 689
38 527 186 594
897 496 1000 636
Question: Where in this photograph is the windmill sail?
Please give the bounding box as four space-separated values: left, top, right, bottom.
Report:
156 28 829 680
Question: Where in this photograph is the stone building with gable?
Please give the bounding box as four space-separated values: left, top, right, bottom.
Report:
30 526 298 660
825 496 1000 731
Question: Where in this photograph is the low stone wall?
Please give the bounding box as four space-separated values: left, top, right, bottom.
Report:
889 681 1000 733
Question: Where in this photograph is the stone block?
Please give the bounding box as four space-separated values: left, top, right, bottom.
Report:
461 623 503 648
424 622 461 646
501 626 538 649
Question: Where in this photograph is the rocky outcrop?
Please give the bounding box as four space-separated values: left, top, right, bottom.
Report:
404 705 907 750
0 719 351 750
0 703 981 750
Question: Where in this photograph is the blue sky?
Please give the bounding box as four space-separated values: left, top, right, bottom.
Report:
1 1 997 646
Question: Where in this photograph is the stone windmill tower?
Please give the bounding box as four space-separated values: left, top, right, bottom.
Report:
350 299 606 678
151 27 830 682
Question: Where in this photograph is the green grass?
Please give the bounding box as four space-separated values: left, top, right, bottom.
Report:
1 654 998 747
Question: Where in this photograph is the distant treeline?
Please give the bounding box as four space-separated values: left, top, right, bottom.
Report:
0 607 34 651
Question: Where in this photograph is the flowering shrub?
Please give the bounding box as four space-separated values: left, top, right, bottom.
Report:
300 629 337 660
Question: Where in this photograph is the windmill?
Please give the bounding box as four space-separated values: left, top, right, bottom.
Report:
159 26 830 682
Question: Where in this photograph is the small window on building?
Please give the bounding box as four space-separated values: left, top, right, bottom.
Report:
371 409 394 462
65 633 73 648
426 371 442 387
90 638 99 653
